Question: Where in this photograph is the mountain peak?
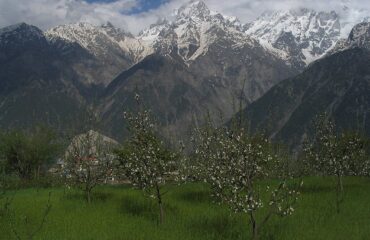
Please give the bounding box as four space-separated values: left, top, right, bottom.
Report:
348 22 370 43
176 0 210 19
0 23 44 44
101 21 115 29
323 22 370 59
0 22 43 36
245 8 341 70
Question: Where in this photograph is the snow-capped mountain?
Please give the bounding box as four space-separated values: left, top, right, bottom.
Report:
1 0 369 141
44 1 370 73
46 22 151 64
46 22 155 86
241 22 370 147
339 3 370 38
43 0 370 74
137 0 248 62
98 1 297 139
244 9 341 70
44 1 257 65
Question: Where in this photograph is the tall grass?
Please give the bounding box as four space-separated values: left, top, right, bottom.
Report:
0 177 369 240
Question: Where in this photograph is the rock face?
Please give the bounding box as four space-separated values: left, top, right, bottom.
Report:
137 1 245 62
244 9 341 71
46 22 150 87
241 23 370 148
327 22 370 55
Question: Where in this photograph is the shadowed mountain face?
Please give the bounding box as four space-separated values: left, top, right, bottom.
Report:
0 19 296 140
0 23 92 132
96 1 297 140
243 47 370 147
99 39 295 140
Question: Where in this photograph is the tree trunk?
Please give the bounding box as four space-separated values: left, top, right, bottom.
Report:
37 165 41 180
252 222 258 240
336 174 343 213
249 212 258 240
86 186 91 203
156 184 164 224
159 200 164 224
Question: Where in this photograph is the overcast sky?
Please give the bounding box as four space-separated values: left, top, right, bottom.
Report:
0 0 369 34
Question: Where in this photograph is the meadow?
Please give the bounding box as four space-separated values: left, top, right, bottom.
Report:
1 177 370 240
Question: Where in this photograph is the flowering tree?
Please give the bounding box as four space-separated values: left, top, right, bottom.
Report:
190 118 300 239
115 98 178 224
63 130 116 203
303 114 368 213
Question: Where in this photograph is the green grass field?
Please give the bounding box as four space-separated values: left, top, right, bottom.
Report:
1 177 369 240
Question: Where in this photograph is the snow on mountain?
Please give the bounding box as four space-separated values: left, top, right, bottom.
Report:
43 0 370 71
46 22 152 63
328 22 370 55
244 8 341 69
137 0 253 62
43 1 262 67
338 4 370 38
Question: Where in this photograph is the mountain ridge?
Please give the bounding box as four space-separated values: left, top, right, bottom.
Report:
241 22 370 148
0 1 369 144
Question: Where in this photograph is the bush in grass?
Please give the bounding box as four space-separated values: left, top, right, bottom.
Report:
63 130 116 203
0 126 60 181
115 95 180 224
303 114 369 213
190 116 300 240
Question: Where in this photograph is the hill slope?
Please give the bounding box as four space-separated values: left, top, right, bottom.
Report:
243 45 370 147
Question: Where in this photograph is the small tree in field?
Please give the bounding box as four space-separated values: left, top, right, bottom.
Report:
64 130 116 203
190 117 300 240
303 114 368 213
115 97 178 224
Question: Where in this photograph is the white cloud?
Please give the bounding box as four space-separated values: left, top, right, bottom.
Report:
0 0 139 30
0 0 369 35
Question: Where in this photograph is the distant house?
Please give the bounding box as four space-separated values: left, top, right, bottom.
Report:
64 130 119 158
50 130 119 183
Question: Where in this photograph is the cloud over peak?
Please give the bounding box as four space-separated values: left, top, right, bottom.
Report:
0 0 369 35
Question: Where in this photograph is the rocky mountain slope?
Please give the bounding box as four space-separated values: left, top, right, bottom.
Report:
46 22 151 87
0 23 91 131
0 1 297 140
241 22 370 148
99 1 295 139
327 22 370 55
